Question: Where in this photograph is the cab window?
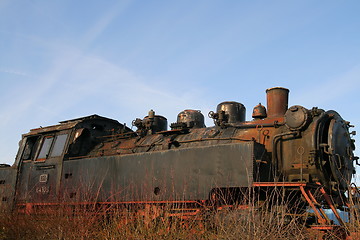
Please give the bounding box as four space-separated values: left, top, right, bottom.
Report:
22 136 40 160
36 133 68 161
50 134 68 157
36 136 54 161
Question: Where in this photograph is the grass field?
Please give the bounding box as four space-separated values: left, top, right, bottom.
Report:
1 188 359 239
0 203 351 240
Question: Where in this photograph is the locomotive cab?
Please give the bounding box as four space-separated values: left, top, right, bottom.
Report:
13 115 132 207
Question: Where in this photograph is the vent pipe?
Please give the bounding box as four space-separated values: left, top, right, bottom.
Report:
266 87 289 118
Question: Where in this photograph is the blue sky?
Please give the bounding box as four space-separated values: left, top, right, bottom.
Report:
0 1 359 180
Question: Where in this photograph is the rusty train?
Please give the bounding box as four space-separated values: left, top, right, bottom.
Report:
0 87 357 229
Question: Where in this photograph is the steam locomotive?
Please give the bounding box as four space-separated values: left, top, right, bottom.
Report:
0 87 356 222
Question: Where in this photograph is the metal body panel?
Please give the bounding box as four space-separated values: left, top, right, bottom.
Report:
16 131 71 203
17 158 65 203
61 142 266 202
0 167 17 211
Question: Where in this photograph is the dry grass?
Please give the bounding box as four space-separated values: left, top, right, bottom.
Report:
0 203 311 240
1 187 359 240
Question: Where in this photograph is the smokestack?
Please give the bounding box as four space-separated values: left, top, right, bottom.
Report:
266 87 289 118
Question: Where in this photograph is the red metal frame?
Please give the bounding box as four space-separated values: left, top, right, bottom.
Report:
253 182 345 226
17 181 349 238
18 182 343 221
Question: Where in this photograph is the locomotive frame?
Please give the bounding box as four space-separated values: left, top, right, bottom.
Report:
0 87 357 238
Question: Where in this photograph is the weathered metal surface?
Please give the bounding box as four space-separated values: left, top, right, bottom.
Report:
266 87 289 118
25 114 124 136
60 142 268 202
252 103 267 119
0 166 17 211
172 109 205 129
284 105 311 131
133 111 168 136
216 101 246 124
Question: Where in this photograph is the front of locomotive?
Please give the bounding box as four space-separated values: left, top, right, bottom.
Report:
314 109 356 191
279 90 356 195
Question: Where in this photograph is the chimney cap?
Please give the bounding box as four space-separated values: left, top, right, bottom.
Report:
266 87 289 93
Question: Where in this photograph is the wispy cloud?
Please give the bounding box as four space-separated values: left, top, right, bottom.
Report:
0 39 207 129
0 68 29 77
33 49 207 122
291 63 360 107
0 0 133 125
82 0 132 46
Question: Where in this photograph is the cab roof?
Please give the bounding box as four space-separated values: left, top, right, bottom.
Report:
24 114 122 137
